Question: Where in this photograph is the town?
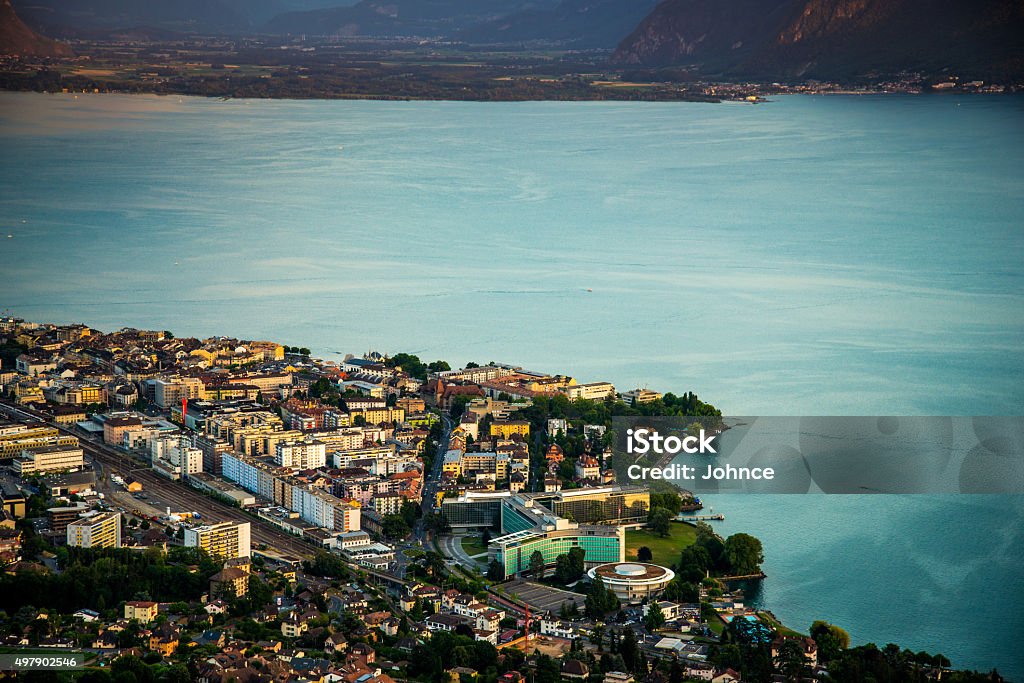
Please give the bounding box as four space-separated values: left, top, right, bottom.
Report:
0 316 993 682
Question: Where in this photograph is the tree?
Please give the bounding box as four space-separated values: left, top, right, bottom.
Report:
643 605 665 632
427 513 452 535
810 620 850 662
669 658 683 683
636 546 653 563
590 624 605 651
303 551 348 578
487 560 505 581
381 515 411 540
724 533 764 575
423 551 447 579
619 628 641 674
585 581 619 620
649 490 683 514
554 547 585 584
535 654 561 683
647 507 672 538
662 578 699 603
530 550 545 579
775 639 809 682
387 353 429 380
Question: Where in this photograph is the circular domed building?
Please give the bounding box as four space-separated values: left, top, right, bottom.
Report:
587 562 675 603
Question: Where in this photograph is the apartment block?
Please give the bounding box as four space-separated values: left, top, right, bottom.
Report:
184 521 251 560
67 511 122 549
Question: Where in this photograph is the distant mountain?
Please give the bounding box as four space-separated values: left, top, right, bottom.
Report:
458 0 660 49
10 0 355 37
263 0 559 38
612 0 789 68
0 0 72 57
613 0 1024 80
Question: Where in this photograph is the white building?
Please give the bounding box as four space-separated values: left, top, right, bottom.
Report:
563 382 616 401
275 439 326 469
150 436 202 481
14 445 84 475
546 418 568 436
540 619 575 639
290 486 361 533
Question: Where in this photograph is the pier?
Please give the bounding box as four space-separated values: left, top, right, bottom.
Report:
678 513 725 522
719 572 767 582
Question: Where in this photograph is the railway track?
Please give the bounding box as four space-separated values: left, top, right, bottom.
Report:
0 400 314 561
0 400 417 588
79 438 315 560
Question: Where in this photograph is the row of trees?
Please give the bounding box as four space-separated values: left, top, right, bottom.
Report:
517 392 721 436
0 546 221 614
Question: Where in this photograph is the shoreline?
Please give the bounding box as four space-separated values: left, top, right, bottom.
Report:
2 86 1018 104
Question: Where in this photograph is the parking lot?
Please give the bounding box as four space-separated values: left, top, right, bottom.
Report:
500 579 586 613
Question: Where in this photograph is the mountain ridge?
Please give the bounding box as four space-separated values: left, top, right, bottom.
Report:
0 0 73 57
613 0 1024 80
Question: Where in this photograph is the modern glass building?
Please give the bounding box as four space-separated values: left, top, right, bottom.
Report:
487 494 626 576
488 525 625 577
442 486 649 530
542 485 649 525
440 491 510 529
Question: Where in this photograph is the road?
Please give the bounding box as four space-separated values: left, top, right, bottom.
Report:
413 412 452 544
438 532 486 569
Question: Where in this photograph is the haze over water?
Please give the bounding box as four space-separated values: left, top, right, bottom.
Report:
2 92 1023 677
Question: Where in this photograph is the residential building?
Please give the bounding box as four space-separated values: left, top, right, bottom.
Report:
66 512 122 549
184 521 251 560
275 439 327 469
124 601 158 624
152 376 205 409
102 416 143 446
621 388 662 406
150 436 202 481
562 382 616 401
489 420 531 440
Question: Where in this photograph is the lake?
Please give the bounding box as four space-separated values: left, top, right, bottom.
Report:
1 91 1022 677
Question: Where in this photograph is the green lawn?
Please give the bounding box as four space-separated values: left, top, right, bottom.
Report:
461 535 489 557
757 611 805 638
625 522 697 566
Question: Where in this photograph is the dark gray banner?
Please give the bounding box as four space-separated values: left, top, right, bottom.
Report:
611 416 1024 493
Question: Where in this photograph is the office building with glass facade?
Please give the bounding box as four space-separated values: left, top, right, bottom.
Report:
440 491 510 529
487 494 625 577
488 524 625 577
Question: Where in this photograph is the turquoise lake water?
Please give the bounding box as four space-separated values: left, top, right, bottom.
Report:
1 91 1022 677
